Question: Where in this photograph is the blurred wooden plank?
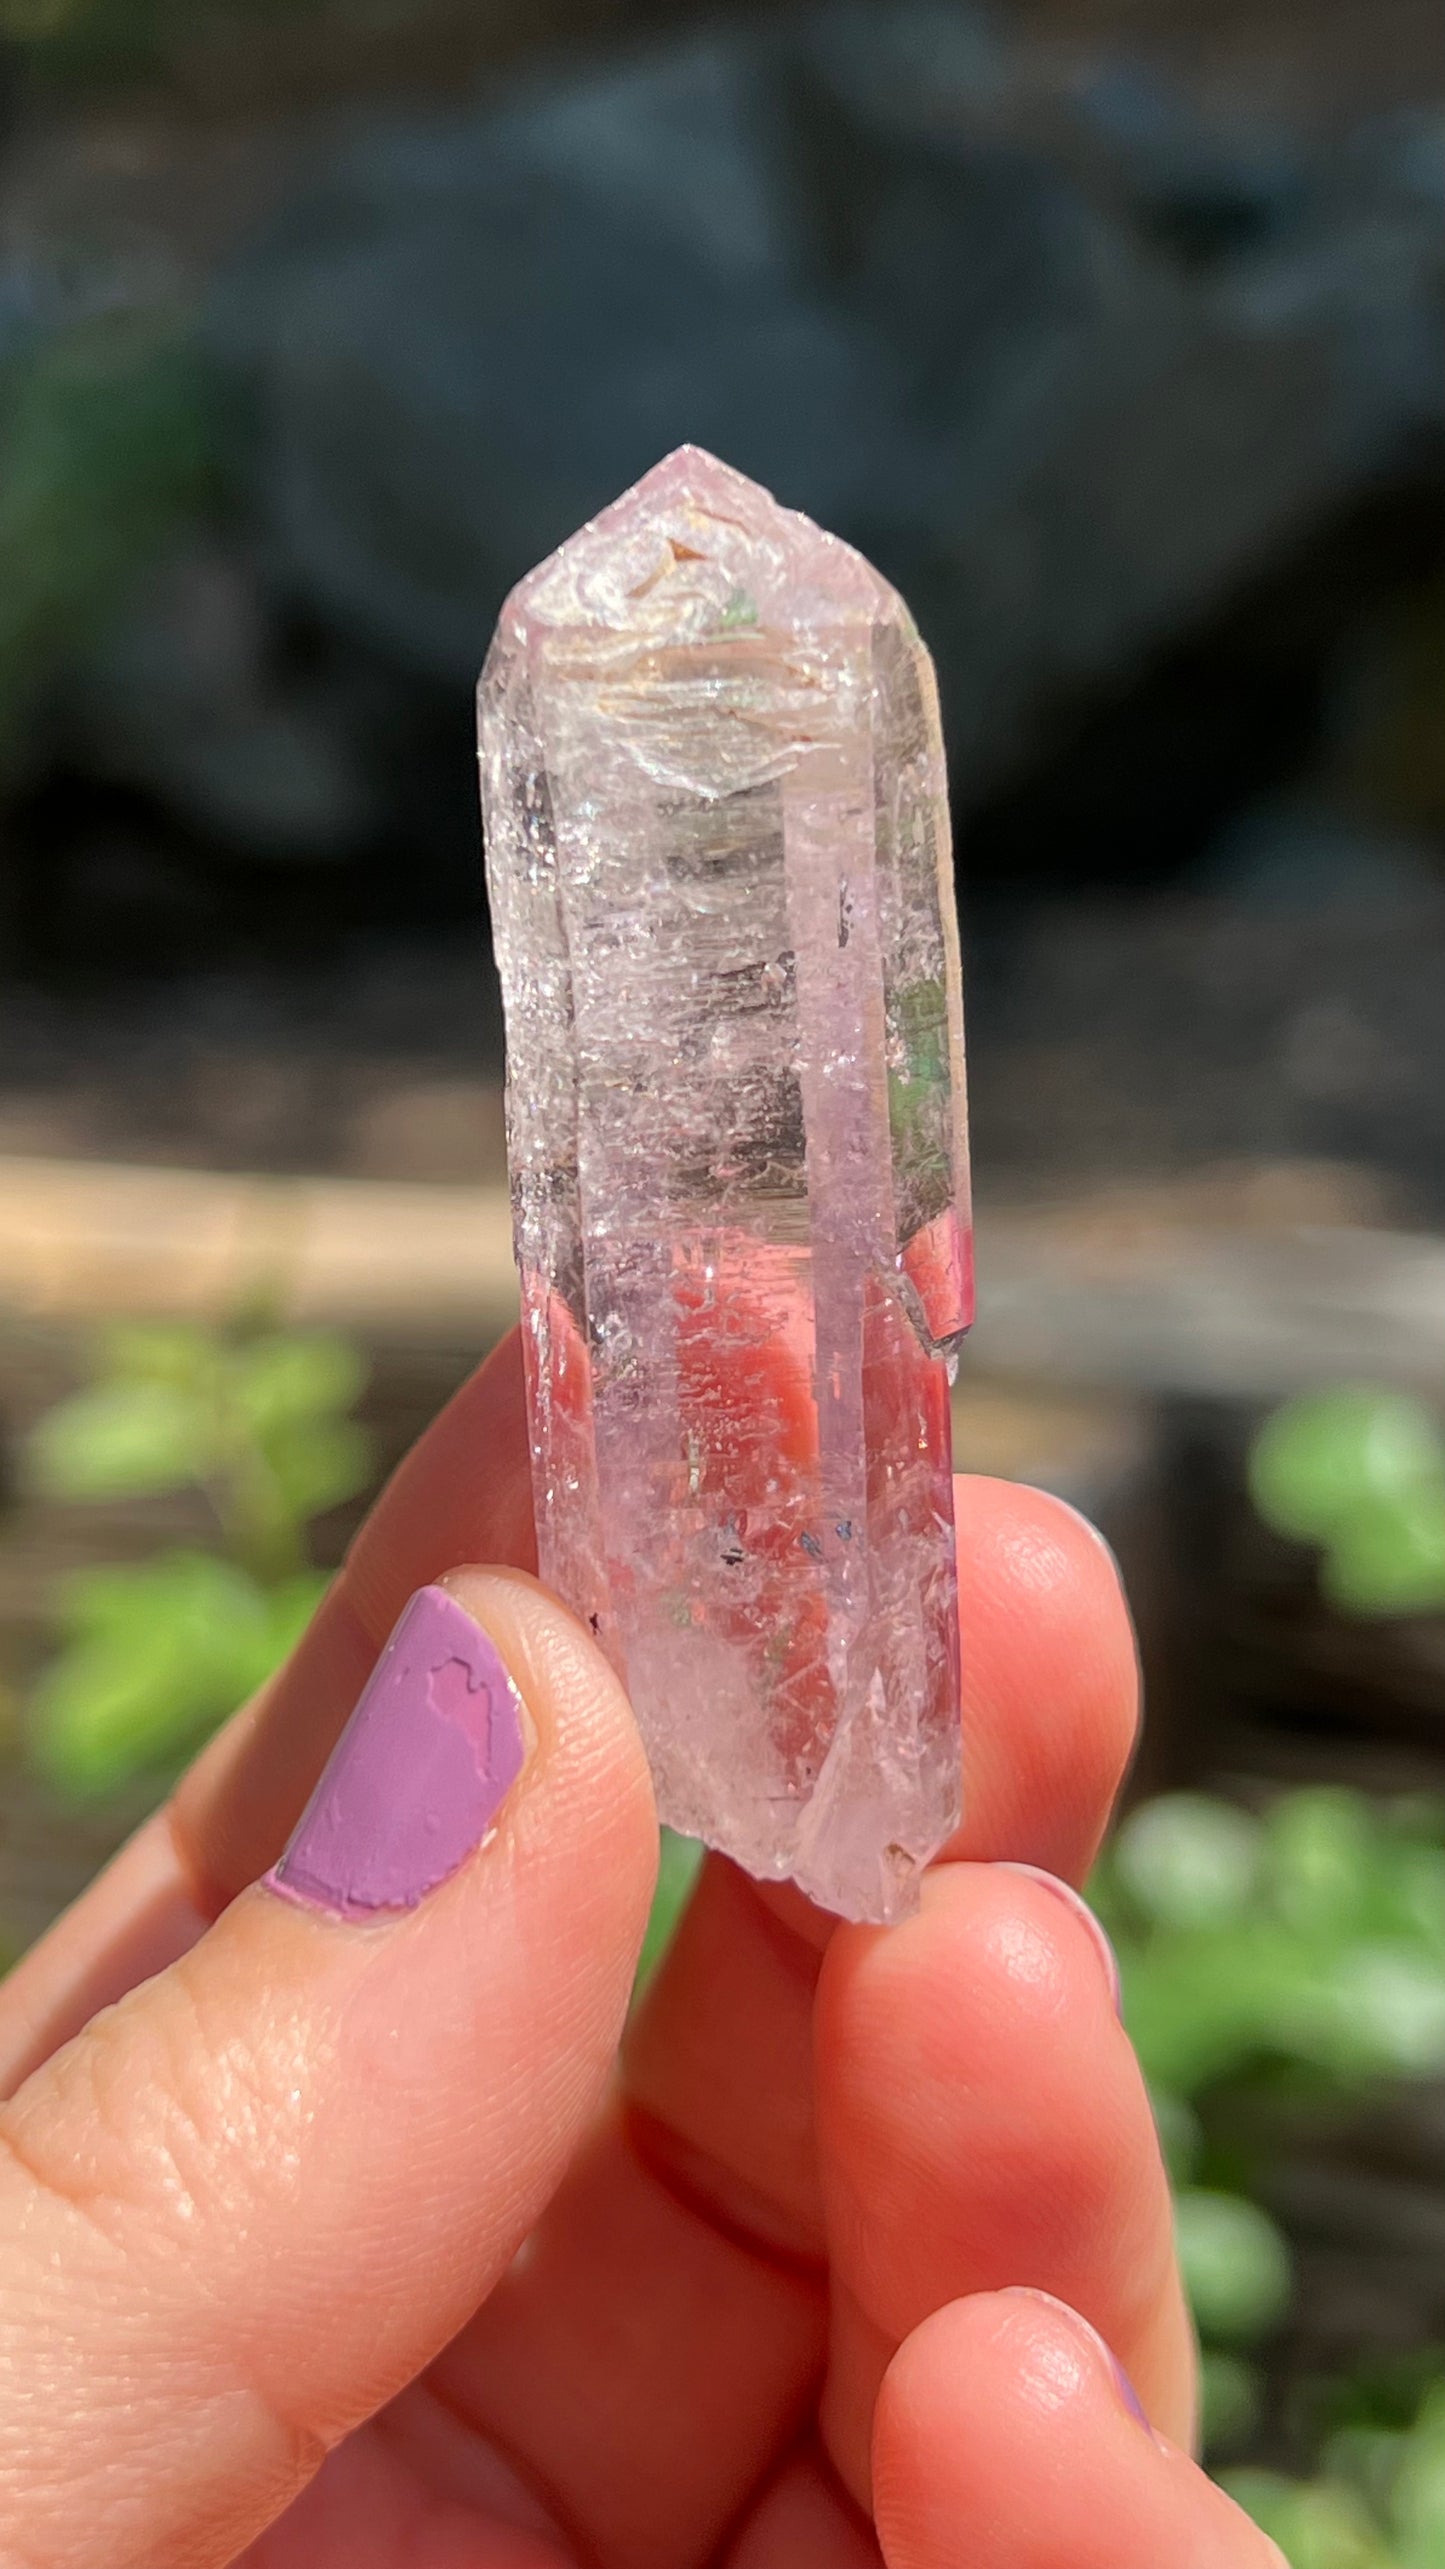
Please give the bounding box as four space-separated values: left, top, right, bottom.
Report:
0 1155 517 1343
979 1212 1445 1398
0 1152 1441 1398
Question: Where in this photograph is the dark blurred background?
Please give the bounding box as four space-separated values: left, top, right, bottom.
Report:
0 0 1442 1199
6 5 1445 2536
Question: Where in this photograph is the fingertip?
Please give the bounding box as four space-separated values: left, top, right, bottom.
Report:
817 1860 1161 2344
816 1857 1195 2498
874 2293 1144 2569
875 2290 1269 2569
950 1476 1141 1882
876 2286 1140 2484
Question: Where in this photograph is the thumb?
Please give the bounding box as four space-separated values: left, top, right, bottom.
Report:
0 1571 657 2569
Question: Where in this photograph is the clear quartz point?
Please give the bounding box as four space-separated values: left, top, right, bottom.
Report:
479 446 972 1922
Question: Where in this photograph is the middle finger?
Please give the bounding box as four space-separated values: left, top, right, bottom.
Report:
426 1477 1142 2568
814 1859 1196 2514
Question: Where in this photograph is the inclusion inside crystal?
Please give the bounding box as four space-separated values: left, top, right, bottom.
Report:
480 446 972 1922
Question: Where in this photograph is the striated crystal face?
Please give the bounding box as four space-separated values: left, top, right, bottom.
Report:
479 446 972 1922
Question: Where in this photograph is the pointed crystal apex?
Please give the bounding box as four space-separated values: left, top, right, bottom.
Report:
499 443 895 646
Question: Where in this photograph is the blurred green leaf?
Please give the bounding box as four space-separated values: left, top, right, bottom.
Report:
254 1415 374 1526
1250 1389 1445 1548
1387 1842 1445 1947
1223 2472 1396 2569
1201 2350 1265 2458
1100 1778 1445 2538
99 1322 223 1390
24 1317 365 1795
1267 1791 1379 1937
635 1830 705 1994
1312 1950 1445 2080
1114 1794 1263 1930
1390 2387 1445 2569
1120 1925 1294 2092
1322 1489 1445 1619
236 1334 370 1433
1326 2425 1413 2520
1148 2083 1203 2187
30 1553 326 1796
28 1378 215 1501
1177 2189 1293 2347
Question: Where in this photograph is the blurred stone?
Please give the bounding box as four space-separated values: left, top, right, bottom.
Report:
1347 106 1445 217
206 1 1445 819
1197 801 1445 907
69 543 376 859
1054 57 1307 259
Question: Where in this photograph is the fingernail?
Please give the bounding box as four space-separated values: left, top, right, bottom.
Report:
994 1863 1123 2018
1005 2290 1152 2433
265 1585 527 1921
1108 2351 1153 2430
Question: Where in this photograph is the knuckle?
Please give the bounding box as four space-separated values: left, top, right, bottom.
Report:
0 1962 290 2276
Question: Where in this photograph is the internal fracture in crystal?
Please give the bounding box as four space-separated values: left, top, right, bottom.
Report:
479 446 972 1922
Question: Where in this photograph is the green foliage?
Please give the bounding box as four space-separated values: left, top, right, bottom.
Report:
1114 1791 1262 1928
0 0 321 81
25 1321 371 1796
1099 1790 1445 2098
635 1829 706 1993
0 0 155 58
1387 2386 1445 2569
1323 1489 1445 1619
1094 1782 1445 2561
1176 2189 1293 2347
30 1323 371 1582
0 312 220 776
1250 1388 1445 1618
1201 2349 1264 2456
1223 2471 1397 2569
1222 2385 1445 2569
30 1556 323 1797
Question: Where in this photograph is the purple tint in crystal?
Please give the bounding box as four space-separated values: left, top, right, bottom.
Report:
479 447 971 1922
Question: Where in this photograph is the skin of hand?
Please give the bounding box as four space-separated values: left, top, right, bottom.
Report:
0 1330 1287 2569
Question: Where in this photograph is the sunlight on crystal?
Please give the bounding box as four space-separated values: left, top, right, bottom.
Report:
479 447 972 1921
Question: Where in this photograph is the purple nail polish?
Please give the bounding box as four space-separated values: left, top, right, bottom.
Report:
995 1862 1123 2018
1109 2353 1152 2430
266 1586 527 1921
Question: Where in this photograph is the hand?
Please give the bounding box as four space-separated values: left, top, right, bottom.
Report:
0 1333 1282 2569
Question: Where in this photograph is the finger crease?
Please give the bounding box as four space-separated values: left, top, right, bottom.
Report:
625 2104 828 2282
0 2115 129 2264
411 2372 606 2569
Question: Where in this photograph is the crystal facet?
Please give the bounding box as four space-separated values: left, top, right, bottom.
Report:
479 447 972 1922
